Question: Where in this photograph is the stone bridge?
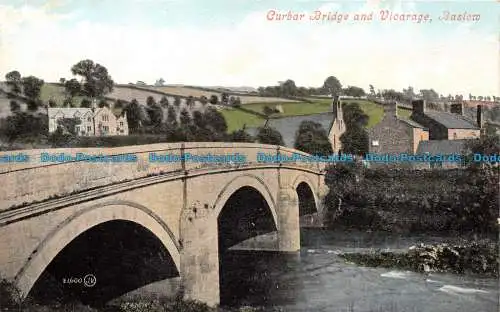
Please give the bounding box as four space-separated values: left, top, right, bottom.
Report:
0 142 329 306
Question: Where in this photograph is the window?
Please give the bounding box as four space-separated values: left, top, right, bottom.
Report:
102 115 109 122
120 121 124 126
103 126 109 132
87 126 91 132
372 140 379 146
453 132 457 139
87 117 92 122
75 126 80 133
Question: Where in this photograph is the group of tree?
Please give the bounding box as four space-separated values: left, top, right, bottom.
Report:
5 71 44 111
256 76 371 99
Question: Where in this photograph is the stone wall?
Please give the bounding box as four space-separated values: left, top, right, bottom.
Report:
368 114 413 155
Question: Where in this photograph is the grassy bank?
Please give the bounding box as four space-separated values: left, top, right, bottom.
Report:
340 242 499 278
324 166 499 236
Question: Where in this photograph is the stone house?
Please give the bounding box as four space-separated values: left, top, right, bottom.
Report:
414 139 469 169
368 101 429 155
48 106 129 136
410 100 481 140
328 96 346 154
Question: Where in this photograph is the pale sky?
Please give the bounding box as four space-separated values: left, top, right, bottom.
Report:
0 0 498 96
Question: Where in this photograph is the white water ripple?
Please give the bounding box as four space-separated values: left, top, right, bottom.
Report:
438 285 490 295
380 271 412 279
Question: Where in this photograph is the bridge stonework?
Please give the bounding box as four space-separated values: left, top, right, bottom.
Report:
0 143 329 306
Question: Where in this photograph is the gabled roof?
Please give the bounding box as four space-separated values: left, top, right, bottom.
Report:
416 139 470 155
48 108 93 118
423 111 479 130
398 117 427 129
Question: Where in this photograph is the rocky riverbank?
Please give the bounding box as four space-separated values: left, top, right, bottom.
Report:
340 242 499 278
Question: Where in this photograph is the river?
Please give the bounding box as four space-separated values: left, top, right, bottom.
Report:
220 228 499 312
245 113 334 147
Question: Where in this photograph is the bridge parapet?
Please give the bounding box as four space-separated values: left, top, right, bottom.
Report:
0 143 326 211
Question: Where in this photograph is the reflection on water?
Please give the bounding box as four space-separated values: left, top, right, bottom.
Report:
246 113 334 147
220 229 499 312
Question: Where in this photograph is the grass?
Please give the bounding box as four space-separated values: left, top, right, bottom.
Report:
220 109 265 132
397 107 412 118
147 86 299 104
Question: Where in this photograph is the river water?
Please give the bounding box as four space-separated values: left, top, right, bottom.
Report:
245 113 334 148
221 229 499 312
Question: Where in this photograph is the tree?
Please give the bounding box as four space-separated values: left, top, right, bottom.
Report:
114 99 125 109
343 86 365 97
256 126 284 145
59 78 66 84
173 96 181 107
403 86 415 100
147 104 163 127
146 96 156 107
262 105 274 117
229 129 254 142
233 96 242 107
209 95 218 105
186 96 195 108
323 76 342 96
294 121 333 156
159 96 169 108
57 117 81 135
48 99 57 107
192 110 206 128
5 112 48 142
180 108 191 125
64 79 81 98
167 106 177 126
369 84 375 96
343 102 369 128
280 79 297 97
71 59 114 98
63 97 74 108
478 96 484 101
155 78 165 86
124 99 142 132
204 107 227 133
221 93 229 105
340 127 369 155
5 70 22 94
98 99 110 108
80 99 92 108
21 76 44 99
9 100 20 113
419 89 439 102
199 96 208 105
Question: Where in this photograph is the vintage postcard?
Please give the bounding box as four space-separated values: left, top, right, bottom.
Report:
0 0 498 311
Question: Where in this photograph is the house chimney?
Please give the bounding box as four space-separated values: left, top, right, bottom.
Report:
477 105 483 128
450 102 464 115
411 99 426 114
332 95 340 119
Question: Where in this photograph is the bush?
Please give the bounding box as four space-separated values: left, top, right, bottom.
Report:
324 166 499 235
0 278 21 309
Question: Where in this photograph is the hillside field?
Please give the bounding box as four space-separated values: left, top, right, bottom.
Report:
148 85 300 104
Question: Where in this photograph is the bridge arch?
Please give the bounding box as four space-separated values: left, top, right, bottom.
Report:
15 201 180 300
213 174 278 229
292 174 319 216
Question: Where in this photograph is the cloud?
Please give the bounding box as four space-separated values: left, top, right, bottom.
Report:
0 2 497 96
